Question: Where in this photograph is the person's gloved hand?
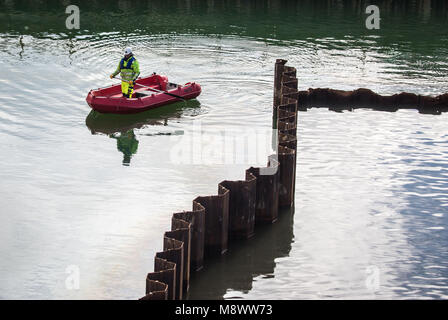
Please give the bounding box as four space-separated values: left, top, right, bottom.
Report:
109 74 114 79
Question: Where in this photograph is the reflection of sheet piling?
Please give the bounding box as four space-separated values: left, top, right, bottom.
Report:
141 59 299 300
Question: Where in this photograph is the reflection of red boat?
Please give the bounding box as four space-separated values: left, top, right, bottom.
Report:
86 74 201 114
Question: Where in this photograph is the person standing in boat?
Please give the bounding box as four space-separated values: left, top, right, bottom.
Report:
110 47 140 98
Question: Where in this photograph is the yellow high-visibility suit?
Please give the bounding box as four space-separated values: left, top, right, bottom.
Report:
111 55 140 98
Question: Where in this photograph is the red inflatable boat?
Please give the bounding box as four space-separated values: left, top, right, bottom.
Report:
86 74 201 114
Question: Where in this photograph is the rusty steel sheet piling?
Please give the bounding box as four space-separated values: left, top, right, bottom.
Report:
278 132 297 150
281 76 298 102
143 59 299 300
141 57 448 300
140 280 168 300
167 220 191 292
277 117 296 136
279 96 299 123
173 201 205 273
247 155 280 224
147 257 176 300
277 145 296 207
280 71 299 111
298 88 448 114
156 237 184 300
273 59 288 110
278 107 296 126
275 62 299 202
282 65 297 79
220 171 257 240
194 184 230 256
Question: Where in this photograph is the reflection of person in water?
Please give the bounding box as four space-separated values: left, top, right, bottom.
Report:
109 130 139 166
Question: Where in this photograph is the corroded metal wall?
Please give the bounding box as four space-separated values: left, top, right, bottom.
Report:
142 59 299 300
195 184 230 257
298 88 448 114
221 171 257 240
140 280 168 300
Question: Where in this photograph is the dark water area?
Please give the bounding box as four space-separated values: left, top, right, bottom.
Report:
0 0 447 299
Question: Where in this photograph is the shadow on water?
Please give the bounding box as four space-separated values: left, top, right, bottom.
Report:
85 99 201 166
186 207 295 300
